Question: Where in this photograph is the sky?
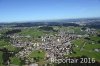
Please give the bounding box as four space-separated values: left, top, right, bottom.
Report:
0 0 100 22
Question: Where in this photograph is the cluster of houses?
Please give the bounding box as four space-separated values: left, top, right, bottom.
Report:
6 27 98 65
82 28 97 35
40 30 78 62
7 29 78 63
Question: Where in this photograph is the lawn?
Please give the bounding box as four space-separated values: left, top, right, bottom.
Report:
10 57 21 65
19 28 57 38
27 50 46 65
29 50 45 58
0 51 3 66
0 39 16 51
19 28 44 38
70 37 100 62
59 26 86 35
90 35 100 42
0 40 9 47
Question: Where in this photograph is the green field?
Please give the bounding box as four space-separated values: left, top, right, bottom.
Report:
19 28 44 38
70 35 100 62
29 50 45 59
10 57 21 65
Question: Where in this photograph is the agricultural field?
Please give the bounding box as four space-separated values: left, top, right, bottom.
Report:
0 26 100 66
70 35 100 62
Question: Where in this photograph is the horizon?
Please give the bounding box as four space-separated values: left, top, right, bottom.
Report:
0 0 100 22
0 17 100 23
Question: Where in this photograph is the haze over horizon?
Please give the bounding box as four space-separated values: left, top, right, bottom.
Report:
0 0 100 22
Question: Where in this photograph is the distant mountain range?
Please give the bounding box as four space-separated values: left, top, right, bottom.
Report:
0 17 100 28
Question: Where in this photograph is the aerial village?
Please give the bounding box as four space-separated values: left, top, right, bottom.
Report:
3 26 98 66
